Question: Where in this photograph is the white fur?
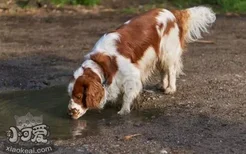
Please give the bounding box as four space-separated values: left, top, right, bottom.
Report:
68 99 82 111
88 33 120 56
137 46 158 82
68 80 75 96
186 6 216 42
73 67 83 79
124 20 131 24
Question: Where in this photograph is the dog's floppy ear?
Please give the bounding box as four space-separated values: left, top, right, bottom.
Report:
85 79 104 108
90 53 118 85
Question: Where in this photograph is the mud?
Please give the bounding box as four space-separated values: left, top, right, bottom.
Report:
0 12 246 153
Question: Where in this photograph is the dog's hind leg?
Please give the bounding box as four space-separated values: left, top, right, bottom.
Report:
160 70 169 90
159 23 183 94
164 65 177 94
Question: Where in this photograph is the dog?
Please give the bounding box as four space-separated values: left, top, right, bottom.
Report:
67 6 216 119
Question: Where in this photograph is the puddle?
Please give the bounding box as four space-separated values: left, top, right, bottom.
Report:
0 86 157 140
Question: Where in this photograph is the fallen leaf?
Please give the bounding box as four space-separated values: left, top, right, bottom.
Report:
124 134 141 140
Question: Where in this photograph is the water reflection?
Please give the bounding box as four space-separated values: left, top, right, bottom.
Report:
70 120 87 138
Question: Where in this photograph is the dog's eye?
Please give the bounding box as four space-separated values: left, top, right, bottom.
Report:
76 95 82 99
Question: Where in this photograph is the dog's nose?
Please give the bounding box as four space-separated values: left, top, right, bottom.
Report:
68 108 80 119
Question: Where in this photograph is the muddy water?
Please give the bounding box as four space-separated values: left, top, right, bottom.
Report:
0 86 155 140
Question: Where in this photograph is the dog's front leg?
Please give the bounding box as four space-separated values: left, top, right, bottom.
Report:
118 79 142 115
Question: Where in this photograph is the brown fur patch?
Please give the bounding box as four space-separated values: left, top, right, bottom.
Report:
72 68 104 109
115 9 161 63
164 20 176 36
90 53 118 85
171 10 190 49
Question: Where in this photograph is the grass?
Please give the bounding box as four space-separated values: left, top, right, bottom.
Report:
51 0 100 6
16 0 30 8
121 7 139 14
172 0 246 13
234 1 246 12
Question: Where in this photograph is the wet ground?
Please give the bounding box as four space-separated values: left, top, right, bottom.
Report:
0 86 156 140
0 11 246 154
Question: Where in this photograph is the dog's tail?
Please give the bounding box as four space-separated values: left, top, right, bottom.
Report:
172 6 216 43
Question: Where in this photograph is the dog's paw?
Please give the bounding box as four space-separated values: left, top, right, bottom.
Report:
164 87 176 94
117 108 130 115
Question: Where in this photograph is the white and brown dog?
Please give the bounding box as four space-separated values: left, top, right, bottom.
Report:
68 6 216 119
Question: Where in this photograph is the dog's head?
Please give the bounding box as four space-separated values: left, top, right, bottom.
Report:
67 68 105 119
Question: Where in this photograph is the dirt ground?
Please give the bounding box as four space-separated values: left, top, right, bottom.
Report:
0 9 246 154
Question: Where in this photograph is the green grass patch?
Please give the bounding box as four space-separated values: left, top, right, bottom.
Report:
121 7 139 14
234 1 246 12
16 0 30 8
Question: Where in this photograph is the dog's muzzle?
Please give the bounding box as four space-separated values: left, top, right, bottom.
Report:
68 100 88 119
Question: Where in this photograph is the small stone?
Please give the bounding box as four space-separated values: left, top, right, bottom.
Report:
83 144 89 148
105 121 112 126
77 148 85 152
112 144 120 147
42 81 50 85
160 149 168 154
151 115 155 119
70 143 75 146
147 137 154 141
235 74 242 78
133 122 142 127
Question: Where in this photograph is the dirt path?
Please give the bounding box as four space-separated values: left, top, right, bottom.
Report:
0 12 130 91
0 12 246 153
